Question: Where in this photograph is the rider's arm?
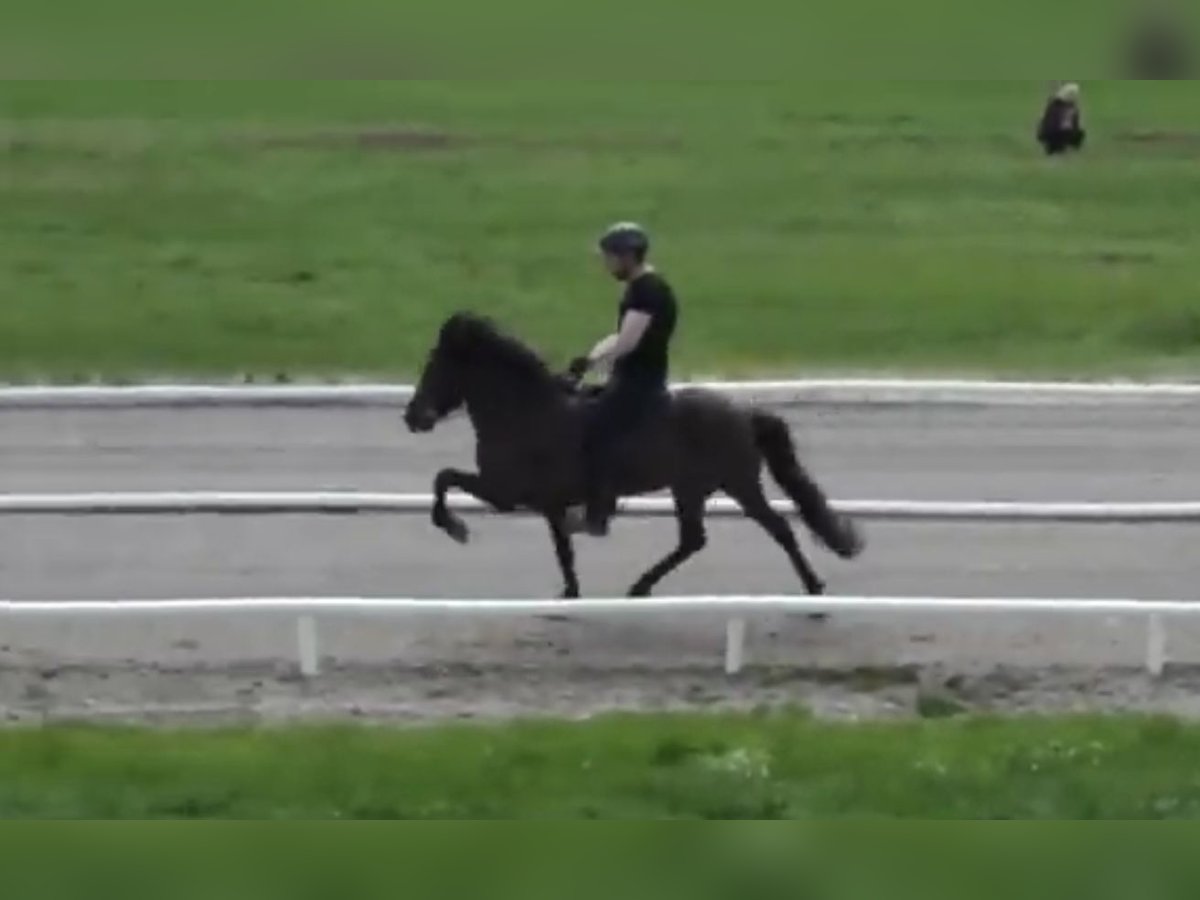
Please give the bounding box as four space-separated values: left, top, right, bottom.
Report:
611 310 652 359
586 333 619 366
590 311 651 367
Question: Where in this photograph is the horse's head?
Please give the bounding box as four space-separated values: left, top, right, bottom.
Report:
405 312 557 433
403 314 476 433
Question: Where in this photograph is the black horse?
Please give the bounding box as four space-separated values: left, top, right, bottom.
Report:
404 313 863 598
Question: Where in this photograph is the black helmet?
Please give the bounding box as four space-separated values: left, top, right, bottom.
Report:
598 222 650 259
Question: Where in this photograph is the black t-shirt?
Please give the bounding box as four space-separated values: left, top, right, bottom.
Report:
1039 98 1081 140
614 271 677 386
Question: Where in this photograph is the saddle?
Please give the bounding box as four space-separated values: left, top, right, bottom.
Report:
552 374 602 406
557 375 669 413
557 375 672 492
568 383 607 403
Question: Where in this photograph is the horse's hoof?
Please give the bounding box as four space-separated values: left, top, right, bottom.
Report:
806 579 828 620
560 587 580 600
834 518 865 560
440 515 470 545
627 584 652 598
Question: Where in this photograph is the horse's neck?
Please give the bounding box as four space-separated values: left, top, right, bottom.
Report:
462 373 564 441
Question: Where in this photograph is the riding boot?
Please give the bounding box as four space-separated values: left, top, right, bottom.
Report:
582 463 616 537
584 491 616 537
579 445 617 537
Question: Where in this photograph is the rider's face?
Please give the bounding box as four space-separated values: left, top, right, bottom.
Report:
601 250 635 281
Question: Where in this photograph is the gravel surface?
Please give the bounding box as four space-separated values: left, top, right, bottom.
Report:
1 399 1198 724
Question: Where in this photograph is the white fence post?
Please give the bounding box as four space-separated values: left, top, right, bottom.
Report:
725 619 747 675
297 616 320 677
1146 614 1167 677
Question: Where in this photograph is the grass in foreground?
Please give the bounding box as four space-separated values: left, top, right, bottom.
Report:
5 712 1200 818
2 81 1200 380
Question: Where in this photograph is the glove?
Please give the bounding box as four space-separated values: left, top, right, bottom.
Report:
567 356 592 380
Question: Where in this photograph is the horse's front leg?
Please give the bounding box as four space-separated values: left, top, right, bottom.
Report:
431 468 514 545
544 508 581 599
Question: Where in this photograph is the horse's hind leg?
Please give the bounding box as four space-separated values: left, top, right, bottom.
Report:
431 468 514 545
726 479 826 596
627 489 708 598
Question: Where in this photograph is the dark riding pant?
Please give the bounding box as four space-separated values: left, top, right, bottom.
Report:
1041 128 1086 155
581 376 664 524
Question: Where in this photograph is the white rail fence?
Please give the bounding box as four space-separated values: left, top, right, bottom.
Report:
0 596 1188 677
1 381 1193 682
0 379 1198 408
4 491 1200 523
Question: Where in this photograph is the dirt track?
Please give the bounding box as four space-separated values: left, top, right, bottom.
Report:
1 399 1198 724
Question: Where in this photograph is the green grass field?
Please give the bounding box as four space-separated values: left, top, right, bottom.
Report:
5 713 1200 818
5 80 1200 820
3 81 1200 380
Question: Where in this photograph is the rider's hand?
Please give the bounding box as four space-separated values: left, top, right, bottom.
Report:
567 356 592 380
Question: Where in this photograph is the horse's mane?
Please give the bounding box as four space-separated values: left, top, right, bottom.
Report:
438 312 555 387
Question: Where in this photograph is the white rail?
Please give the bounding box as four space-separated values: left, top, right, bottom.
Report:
2 491 1199 523
1 379 1198 409
0 595 1188 677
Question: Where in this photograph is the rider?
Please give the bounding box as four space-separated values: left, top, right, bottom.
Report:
568 222 679 537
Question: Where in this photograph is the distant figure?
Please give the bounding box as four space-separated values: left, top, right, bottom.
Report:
1038 83 1086 156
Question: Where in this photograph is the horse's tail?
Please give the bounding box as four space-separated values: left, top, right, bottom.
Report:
752 410 864 559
